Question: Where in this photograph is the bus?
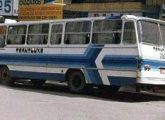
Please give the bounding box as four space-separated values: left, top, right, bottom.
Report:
0 15 164 93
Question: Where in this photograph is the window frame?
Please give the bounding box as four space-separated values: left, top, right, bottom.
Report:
64 20 92 45
26 23 50 47
137 20 161 46
158 23 165 47
122 21 137 45
6 24 27 47
92 19 122 45
49 23 64 47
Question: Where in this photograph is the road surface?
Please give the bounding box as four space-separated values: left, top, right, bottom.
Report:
0 82 165 120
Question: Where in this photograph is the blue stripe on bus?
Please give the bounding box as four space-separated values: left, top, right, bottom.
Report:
141 59 165 71
11 71 65 81
4 44 103 84
102 55 138 70
0 45 140 85
108 76 136 86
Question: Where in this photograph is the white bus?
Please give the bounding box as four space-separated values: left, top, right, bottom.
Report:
0 15 164 93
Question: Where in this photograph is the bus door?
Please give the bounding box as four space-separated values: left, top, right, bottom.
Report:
47 23 64 81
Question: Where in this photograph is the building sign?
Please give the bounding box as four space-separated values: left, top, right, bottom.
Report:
19 0 63 21
88 12 142 17
0 0 12 16
44 0 58 4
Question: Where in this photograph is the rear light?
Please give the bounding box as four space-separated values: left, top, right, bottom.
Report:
144 65 151 71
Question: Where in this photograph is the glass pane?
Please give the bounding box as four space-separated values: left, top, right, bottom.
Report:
50 24 62 44
7 35 25 45
50 34 62 44
123 22 136 44
64 34 90 44
93 20 122 32
92 33 121 44
27 35 48 45
8 25 26 34
138 21 160 45
27 24 49 45
65 21 91 32
160 24 165 46
52 24 62 33
7 25 26 45
29 24 49 34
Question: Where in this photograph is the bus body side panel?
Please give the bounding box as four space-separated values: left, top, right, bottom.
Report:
3 47 67 81
60 44 139 86
97 45 139 86
0 45 139 86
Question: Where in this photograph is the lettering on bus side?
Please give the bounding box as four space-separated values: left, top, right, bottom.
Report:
16 48 43 54
160 53 165 59
153 46 165 59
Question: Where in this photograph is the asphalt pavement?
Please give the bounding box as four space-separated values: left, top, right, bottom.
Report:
0 82 165 120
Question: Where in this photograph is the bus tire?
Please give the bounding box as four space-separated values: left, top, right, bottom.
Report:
0 66 15 86
31 79 46 87
67 70 86 93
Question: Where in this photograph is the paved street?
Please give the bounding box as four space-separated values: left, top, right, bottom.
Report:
0 82 165 120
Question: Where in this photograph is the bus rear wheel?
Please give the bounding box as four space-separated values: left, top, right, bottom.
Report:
0 66 15 86
67 71 86 93
31 79 46 87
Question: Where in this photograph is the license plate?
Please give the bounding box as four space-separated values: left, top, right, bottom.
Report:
160 69 165 74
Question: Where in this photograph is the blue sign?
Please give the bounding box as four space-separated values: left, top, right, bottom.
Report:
0 0 12 16
44 0 58 4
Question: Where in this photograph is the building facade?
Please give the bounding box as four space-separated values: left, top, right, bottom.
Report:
63 0 161 19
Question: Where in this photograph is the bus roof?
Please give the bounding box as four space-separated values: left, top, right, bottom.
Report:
0 16 122 26
0 15 164 26
122 15 165 24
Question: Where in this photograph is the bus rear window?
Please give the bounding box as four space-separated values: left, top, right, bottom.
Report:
138 21 161 46
92 20 122 44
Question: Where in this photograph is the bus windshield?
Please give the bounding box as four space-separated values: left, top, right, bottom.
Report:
138 20 161 46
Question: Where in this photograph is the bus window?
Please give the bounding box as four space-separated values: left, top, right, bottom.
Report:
159 24 165 46
50 24 63 44
92 20 122 44
27 24 49 45
123 22 136 44
138 21 161 46
7 25 26 45
64 21 91 44
0 26 6 47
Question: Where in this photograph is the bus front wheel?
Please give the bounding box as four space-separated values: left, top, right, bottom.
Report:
0 66 15 86
67 70 86 93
